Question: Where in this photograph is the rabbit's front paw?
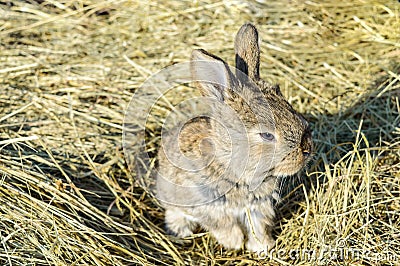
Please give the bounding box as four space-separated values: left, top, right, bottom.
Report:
165 209 196 238
246 234 275 253
211 224 244 250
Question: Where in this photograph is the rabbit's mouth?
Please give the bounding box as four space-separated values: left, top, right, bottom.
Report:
272 152 311 177
273 164 304 177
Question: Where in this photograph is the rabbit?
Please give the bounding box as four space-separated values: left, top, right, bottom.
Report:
155 23 312 253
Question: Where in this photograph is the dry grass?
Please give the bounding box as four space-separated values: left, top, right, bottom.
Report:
0 0 399 265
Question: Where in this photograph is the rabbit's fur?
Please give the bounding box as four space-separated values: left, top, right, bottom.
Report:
156 23 312 252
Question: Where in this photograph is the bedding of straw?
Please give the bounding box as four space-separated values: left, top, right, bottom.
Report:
0 0 399 265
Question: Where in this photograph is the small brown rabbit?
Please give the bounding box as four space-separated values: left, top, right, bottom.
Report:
156 23 312 252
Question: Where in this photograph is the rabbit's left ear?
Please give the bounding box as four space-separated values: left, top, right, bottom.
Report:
191 49 234 101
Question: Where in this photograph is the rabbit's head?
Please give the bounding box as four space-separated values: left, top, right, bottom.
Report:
190 23 312 182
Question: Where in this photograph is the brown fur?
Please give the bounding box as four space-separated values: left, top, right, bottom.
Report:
156 23 312 252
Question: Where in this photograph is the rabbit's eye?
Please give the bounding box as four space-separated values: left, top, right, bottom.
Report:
259 132 275 141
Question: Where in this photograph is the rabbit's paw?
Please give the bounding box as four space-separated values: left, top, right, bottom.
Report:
246 234 275 253
212 224 244 250
165 209 196 238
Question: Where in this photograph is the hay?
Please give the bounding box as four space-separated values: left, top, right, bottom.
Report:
0 0 399 265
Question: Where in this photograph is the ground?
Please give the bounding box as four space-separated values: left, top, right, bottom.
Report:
0 0 399 265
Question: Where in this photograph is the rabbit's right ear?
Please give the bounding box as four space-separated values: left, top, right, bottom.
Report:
234 23 260 81
191 49 234 101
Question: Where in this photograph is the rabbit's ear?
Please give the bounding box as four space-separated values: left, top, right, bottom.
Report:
234 23 260 81
191 49 234 101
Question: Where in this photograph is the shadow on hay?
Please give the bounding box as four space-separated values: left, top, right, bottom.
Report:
275 67 400 237
0 142 163 260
